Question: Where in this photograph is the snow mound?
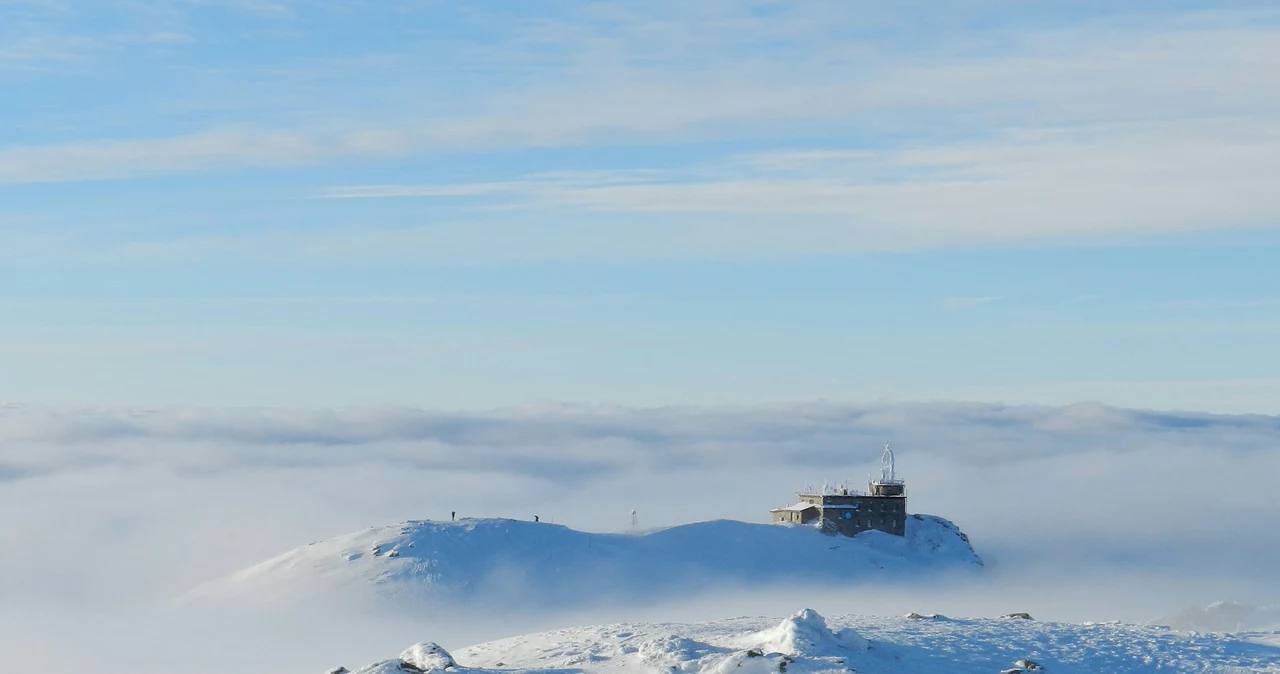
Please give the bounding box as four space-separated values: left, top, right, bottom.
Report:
188 516 982 610
737 609 868 656
342 609 1280 674
632 634 718 669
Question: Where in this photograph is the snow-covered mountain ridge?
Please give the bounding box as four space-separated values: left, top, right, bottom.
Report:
334 608 1280 674
190 516 981 609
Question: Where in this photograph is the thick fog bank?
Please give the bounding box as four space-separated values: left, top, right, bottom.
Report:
1 401 1277 673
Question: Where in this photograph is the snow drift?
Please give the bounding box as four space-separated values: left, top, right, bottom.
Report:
333 608 1280 674
189 515 981 610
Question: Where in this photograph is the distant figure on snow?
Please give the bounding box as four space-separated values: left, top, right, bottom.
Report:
534 515 539 523
451 511 456 521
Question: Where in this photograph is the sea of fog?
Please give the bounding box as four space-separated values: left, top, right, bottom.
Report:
1 401 1277 673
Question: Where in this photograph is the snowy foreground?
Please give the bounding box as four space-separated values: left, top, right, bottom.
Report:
332 608 1280 674
191 516 981 609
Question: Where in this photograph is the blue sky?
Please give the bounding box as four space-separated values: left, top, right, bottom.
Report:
2 0 1279 411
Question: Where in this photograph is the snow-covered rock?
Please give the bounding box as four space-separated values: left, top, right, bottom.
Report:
400 643 456 671
341 644 456 674
349 661 415 674
339 609 1280 674
188 516 982 610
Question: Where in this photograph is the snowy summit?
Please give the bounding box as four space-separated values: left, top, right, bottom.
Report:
189 515 981 609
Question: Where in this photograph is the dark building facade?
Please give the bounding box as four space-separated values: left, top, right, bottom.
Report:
770 443 907 537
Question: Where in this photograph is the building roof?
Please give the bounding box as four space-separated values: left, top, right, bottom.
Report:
796 493 904 500
771 503 819 512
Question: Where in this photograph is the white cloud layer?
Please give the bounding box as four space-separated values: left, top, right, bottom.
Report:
1 400 1278 672
4 400 1278 476
3 400 1278 578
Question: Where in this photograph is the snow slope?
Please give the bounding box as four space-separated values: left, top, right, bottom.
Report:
189 516 981 609
334 608 1280 674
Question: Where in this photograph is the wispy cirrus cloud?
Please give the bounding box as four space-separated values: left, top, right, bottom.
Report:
1 6 1278 189
307 119 1280 250
0 127 404 184
0 34 98 70
1157 298 1280 309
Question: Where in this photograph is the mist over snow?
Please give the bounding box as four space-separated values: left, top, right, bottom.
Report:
1 400 1278 673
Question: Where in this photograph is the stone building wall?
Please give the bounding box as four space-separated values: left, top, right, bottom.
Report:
772 491 907 537
771 507 818 525
801 493 906 537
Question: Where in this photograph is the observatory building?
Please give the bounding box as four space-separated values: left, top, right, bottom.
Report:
770 442 908 537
